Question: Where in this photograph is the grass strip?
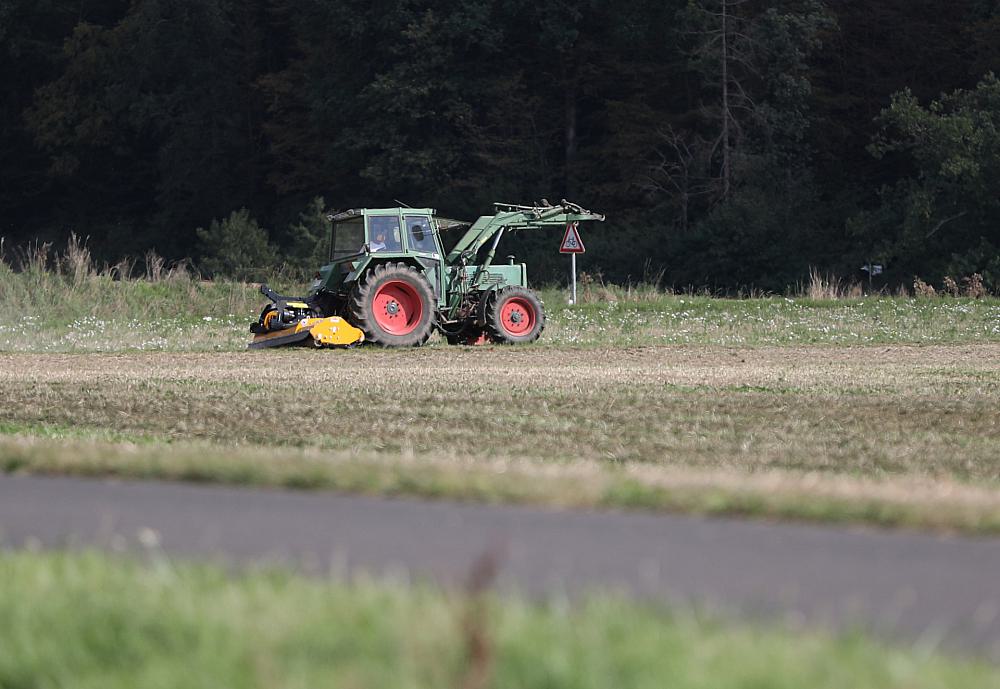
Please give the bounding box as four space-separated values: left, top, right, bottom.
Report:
0 550 997 689
3 434 998 535
3 259 1000 352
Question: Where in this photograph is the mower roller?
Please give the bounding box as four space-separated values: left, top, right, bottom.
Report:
249 200 604 349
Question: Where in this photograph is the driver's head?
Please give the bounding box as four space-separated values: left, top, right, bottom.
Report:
375 232 385 242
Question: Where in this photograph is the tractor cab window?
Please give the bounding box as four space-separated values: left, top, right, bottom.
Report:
332 217 365 260
368 216 402 252
405 215 437 253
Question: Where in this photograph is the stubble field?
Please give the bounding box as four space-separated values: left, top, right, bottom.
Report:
3 341 998 533
3 261 1000 531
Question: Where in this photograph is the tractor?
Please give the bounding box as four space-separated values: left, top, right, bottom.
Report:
249 200 604 349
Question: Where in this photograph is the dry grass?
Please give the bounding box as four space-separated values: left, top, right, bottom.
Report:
3 434 998 533
803 268 865 299
4 237 999 354
2 345 999 532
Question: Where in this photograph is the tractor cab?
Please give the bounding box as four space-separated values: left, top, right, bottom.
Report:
327 208 443 259
317 208 446 299
328 208 441 260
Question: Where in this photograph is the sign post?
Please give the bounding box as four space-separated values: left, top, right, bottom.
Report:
572 253 576 305
559 221 586 304
861 262 883 293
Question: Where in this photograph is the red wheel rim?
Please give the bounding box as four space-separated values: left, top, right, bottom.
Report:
373 280 424 335
499 297 535 336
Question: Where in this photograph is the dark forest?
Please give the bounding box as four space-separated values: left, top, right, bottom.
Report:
2 0 999 290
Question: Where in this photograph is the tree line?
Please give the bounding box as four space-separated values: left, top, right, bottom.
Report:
2 0 999 291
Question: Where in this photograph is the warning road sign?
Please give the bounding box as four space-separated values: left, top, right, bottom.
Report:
559 222 585 253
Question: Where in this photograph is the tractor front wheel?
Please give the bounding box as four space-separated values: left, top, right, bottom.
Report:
350 263 435 346
486 287 545 344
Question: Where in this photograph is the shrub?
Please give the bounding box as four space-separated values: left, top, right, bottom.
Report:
962 273 987 299
284 196 330 270
196 208 275 281
942 276 959 297
912 276 936 297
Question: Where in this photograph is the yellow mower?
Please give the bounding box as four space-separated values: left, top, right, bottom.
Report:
249 290 364 350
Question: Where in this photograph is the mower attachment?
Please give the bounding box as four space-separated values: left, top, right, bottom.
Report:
248 284 364 350
249 315 364 350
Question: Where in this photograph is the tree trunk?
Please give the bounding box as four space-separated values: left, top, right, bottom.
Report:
721 0 731 199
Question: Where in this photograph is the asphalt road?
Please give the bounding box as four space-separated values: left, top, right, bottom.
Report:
1 473 999 659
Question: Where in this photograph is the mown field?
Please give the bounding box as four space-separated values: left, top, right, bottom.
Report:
1 550 997 689
2 342 998 533
2 264 1000 533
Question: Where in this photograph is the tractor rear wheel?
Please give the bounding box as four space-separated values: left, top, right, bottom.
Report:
350 262 435 346
486 286 545 344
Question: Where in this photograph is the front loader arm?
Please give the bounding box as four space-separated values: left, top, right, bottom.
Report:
445 200 604 266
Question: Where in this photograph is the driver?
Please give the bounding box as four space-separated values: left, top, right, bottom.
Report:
370 231 387 252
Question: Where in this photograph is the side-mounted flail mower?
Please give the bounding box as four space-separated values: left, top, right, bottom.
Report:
249 200 604 349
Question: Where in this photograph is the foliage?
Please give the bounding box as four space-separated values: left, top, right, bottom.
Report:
665 0 836 291
3 1 1000 291
22 0 260 257
196 208 275 281
282 196 330 270
867 74 1000 288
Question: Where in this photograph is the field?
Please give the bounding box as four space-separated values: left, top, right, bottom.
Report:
1 550 997 689
3 266 1000 680
2 318 1000 532
2 261 1000 532
2 252 1000 351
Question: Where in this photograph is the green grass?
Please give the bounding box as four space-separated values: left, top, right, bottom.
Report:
538 289 1000 347
0 267 261 352
2 258 1000 351
0 551 996 689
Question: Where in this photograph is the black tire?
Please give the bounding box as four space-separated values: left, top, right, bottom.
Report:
486 286 545 344
349 262 435 346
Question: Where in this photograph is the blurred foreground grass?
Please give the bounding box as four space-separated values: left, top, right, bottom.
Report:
1 551 996 689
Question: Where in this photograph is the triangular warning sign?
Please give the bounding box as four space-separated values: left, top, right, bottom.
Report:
559 222 585 253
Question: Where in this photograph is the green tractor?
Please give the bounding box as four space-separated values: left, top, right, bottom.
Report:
249 200 604 348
